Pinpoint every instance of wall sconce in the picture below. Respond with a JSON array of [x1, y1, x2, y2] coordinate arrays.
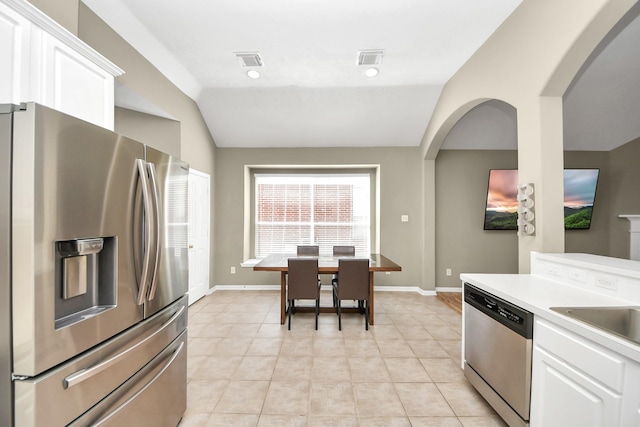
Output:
[[517, 183, 535, 236]]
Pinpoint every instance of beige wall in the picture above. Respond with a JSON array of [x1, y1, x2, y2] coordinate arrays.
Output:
[[214, 147, 424, 289], [435, 147, 630, 289], [608, 137, 640, 258], [26, 0, 640, 293], [422, 0, 637, 273], [74, 4, 217, 288], [76, 4, 216, 175], [563, 151, 612, 256], [28, 0, 79, 34], [435, 150, 519, 288], [114, 107, 181, 157]]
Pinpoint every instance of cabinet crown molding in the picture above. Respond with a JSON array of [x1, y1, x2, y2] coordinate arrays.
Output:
[[1, 0, 124, 76]]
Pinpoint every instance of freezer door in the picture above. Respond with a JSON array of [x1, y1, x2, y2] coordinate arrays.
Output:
[[68, 329, 187, 427], [14, 296, 187, 427], [143, 146, 189, 318], [11, 103, 145, 376]]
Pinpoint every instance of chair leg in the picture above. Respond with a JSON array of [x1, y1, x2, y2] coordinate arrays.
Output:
[[288, 299, 292, 330], [365, 300, 369, 331], [338, 300, 342, 331], [315, 297, 319, 330]]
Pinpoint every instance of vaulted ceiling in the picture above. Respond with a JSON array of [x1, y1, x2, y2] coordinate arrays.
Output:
[[82, 1, 640, 152], [82, 0, 521, 148]]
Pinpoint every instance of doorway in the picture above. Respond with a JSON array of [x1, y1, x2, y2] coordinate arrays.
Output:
[[188, 168, 210, 305]]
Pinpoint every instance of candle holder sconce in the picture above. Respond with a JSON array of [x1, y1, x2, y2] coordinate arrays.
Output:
[[517, 183, 535, 236]]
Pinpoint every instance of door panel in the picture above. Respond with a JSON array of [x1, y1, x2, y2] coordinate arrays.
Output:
[[68, 329, 187, 427], [531, 346, 621, 427], [12, 104, 144, 377], [188, 169, 210, 305], [144, 146, 189, 317], [14, 297, 186, 427]]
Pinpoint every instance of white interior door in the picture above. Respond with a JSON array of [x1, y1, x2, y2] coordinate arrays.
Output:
[[187, 169, 210, 305]]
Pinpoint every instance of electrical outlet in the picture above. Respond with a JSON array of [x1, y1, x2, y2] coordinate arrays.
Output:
[[230, 266, 236, 274], [567, 268, 586, 283], [446, 268, 452, 276], [595, 274, 617, 290], [547, 266, 561, 277]]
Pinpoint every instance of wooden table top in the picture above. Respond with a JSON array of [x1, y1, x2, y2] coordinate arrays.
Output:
[[253, 253, 402, 273]]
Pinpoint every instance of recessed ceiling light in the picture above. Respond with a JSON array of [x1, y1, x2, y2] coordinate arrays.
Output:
[[365, 67, 379, 78], [247, 70, 261, 79]]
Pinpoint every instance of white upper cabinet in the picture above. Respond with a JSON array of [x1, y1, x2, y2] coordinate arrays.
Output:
[[0, 0, 123, 129], [0, 2, 30, 105]]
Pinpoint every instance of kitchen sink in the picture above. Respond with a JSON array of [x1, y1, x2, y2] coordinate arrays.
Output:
[[550, 306, 640, 346]]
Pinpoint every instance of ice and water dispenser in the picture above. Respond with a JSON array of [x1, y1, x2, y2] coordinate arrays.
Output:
[[55, 237, 117, 329]]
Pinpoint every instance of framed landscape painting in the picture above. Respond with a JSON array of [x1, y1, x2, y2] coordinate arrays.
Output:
[[483, 169, 599, 231]]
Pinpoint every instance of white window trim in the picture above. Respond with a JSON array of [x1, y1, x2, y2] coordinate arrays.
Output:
[[243, 164, 381, 261]]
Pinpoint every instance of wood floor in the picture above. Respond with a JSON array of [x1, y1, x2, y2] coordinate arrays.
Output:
[[436, 292, 462, 314]]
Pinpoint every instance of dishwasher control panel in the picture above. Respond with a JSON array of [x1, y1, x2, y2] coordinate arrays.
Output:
[[464, 283, 533, 338]]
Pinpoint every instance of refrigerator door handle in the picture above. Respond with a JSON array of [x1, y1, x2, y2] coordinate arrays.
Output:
[[135, 159, 153, 305], [62, 304, 185, 389], [146, 162, 161, 301]]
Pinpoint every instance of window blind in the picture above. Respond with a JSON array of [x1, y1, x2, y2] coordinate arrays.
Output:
[[255, 174, 370, 257]]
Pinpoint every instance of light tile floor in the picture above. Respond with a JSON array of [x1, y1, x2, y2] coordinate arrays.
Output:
[[179, 290, 507, 427]]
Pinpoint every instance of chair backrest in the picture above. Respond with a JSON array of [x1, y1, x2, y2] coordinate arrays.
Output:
[[297, 245, 319, 256], [333, 245, 355, 256], [287, 258, 319, 300], [336, 259, 370, 300]]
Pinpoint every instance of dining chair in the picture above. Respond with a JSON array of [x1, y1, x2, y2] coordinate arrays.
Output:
[[331, 245, 355, 306], [287, 258, 320, 330], [332, 258, 370, 330], [332, 245, 355, 256], [297, 245, 319, 256]]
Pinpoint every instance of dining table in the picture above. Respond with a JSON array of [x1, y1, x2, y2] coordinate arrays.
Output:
[[253, 253, 402, 325]]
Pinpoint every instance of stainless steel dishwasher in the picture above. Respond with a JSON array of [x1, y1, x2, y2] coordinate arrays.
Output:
[[463, 283, 534, 427]]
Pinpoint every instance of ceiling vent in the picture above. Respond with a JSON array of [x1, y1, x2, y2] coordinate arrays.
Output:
[[235, 52, 263, 67], [357, 50, 384, 66]]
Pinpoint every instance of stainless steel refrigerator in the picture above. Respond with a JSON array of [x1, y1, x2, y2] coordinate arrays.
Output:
[[0, 103, 189, 426]]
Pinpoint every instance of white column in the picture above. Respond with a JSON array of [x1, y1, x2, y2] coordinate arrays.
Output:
[[619, 215, 640, 261], [517, 96, 565, 273]]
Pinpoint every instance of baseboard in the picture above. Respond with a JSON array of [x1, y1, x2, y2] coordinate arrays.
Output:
[[209, 284, 437, 296], [435, 286, 463, 293], [210, 284, 280, 292]]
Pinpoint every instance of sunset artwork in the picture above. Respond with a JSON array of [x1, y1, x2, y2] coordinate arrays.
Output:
[[483, 170, 519, 230], [483, 169, 599, 230]]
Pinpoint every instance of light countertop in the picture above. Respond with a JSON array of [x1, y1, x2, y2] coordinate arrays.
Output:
[[460, 272, 640, 363]]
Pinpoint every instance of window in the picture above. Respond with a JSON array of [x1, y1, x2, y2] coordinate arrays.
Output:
[[255, 174, 370, 257]]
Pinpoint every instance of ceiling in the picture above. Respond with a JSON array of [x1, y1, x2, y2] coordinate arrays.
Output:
[[81, 0, 522, 148], [82, 1, 640, 152]]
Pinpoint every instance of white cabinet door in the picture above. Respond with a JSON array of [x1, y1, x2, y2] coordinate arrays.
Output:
[[187, 169, 210, 305], [0, 2, 31, 104], [39, 32, 115, 129], [0, 0, 122, 129], [532, 346, 622, 427]]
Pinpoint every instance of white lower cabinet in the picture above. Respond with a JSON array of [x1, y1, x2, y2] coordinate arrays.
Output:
[[532, 346, 621, 426], [531, 318, 640, 427]]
